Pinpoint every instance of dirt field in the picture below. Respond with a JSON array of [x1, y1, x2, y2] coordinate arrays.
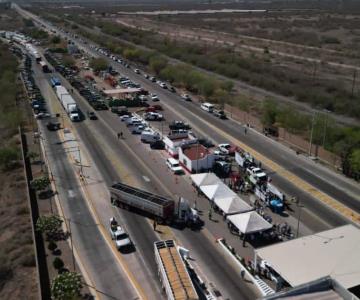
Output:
[[0, 158, 38, 300]]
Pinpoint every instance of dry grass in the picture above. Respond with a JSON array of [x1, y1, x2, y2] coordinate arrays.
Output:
[[0, 166, 38, 300]]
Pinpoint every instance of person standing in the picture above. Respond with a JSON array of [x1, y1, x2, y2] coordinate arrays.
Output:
[[153, 219, 157, 231]]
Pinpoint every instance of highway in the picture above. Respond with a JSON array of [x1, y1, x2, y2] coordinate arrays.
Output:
[[35, 83, 141, 299], [34, 51, 258, 299], [16, 5, 360, 299]]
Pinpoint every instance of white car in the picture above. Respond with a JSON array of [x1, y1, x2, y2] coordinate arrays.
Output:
[[110, 226, 132, 250], [151, 94, 159, 101], [139, 95, 147, 101], [120, 115, 131, 121], [160, 82, 167, 89], [166, 158, 184, 174], [218, 143, 235, 155], [144, 112, 163, 121], [181, 94, 191, 101], [131, 124, 147, 134], [134, 69, 140, 74]]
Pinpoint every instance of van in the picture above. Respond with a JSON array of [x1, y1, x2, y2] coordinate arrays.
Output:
[[166, 158, 184, 174], [201, 102, 214, 113], [141, 129, 160, 143]]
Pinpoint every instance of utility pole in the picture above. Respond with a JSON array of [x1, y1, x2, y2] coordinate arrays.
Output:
[[322, 110, 330, 148], [351, 69, 357, 97], [308, 112, 316, 156]]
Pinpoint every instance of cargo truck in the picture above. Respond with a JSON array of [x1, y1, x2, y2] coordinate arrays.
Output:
[[154, 240, 198, 300], [55, 86, 80, 121], [109, 183, 200, 226]]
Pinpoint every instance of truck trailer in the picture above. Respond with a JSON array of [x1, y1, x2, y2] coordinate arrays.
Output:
[[55, 86, 80, 121], [109, 182, 200, 226], [154, 240, 198, 300]]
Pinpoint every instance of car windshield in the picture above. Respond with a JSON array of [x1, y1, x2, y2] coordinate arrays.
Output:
[[116, 233, 128, 240], [173, 163, 180, 167]]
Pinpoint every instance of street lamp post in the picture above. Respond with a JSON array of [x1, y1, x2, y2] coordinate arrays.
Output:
[[308, 112, 316, 156]]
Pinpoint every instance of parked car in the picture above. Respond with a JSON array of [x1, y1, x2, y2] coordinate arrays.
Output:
[[218, 143, 236, 155], [87, 111, 98, 120], [120, 114, 132, 121], [166, 158, 184, 174], [46, 121, 61, 131], [213, 110, 227, 119], [150, 140, 165, 150], [160, 82, 167, 89], [134, 69, 140, 74], [131, 124, 147, 134], [151, 94, 159, 101], [169, 86, 176, 93], [181, 94, 191, 101], [150, 77, 156, 82], [144, 112, 163, 121], [169, 121, 191, 130]]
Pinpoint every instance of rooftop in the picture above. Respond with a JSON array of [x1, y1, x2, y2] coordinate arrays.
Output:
[[182, 144, 209, 160], [256, 224, 360, 290]]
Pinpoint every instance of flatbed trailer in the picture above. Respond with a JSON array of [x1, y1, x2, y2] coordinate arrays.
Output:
[[155, 240, 198, 300]]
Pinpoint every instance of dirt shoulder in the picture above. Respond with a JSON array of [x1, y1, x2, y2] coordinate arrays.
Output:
[[0, 154, 38, 300]]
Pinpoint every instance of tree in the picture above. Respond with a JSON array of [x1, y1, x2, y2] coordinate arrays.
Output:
[[149, 56, 168, 75], [261, 99, 278, 127], [31, 176, 50, 191], [51, 272, 82, 300], [349, 149, 360, 180], [89, 58, 108, 72], [51, 36, 61, 44], [0, 147, 19, 170], [36, 215, 63, 238], [53, 257, 64, 270]]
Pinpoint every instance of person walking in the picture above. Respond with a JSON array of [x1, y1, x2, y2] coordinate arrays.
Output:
[[208, 208, 212, 220], [153, 219, 157, 231], [120, 131, 123, 139]]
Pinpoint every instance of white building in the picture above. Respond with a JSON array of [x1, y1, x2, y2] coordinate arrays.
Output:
[[178, 143, 215, 173], [163, 131, 197, 157]]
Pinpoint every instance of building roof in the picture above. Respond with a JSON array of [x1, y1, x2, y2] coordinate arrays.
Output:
[[256, 225, 360, 290], [104, 88, 140, 95], [227, 211, 272, 234], [182, 144, 208, 160]]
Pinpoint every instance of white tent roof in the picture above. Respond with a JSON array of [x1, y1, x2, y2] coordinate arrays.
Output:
[[255, 224, 360, 289], [214, 196, 253, 215], [200, 182, 236, 201], [227, 211, 272, 234], [191, 173, 221, 188]]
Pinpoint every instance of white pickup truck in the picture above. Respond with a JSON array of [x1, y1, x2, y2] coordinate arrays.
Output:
[[247, 167, 267, 185], [109, 219, 132, 250]]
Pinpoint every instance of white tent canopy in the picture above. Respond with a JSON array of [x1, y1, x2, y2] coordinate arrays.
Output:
[[227, 211, 272, 234], [191, 173, 221, 188], [214, 196, 253, 215], [200, 182, 236, 201]]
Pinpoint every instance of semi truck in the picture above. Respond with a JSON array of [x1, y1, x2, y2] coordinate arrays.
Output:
[[39, 61, 50, 73], [109, 182, 200, 226], [55, 86, 80, 121], [154, 240, 198, 300]]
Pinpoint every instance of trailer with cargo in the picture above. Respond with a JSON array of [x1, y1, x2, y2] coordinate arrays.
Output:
[[39, 61, 50, 73], [55, 86, 80, 121], [109, 183, 200, 226], [154, 240, 198, 300]]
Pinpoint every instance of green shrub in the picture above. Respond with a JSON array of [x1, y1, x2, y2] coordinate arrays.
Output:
[[53, 257, 64, 270], [0, 147, 19, 171], [48, 241, 58, 252]]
